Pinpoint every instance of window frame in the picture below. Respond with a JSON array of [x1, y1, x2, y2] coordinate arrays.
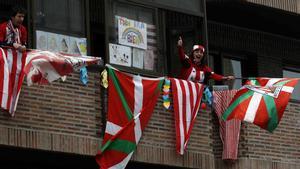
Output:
[[32, 0, 86, 38], [164, 12, 205, 79], [221, 56, 243, 89], [282, 67, 300, 102], [210, 50, 251, 88], [104, 0, 164, 77], [124, 0, 205, 17]]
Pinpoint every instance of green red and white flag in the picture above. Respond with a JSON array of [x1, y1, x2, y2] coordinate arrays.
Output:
[[222, 78, 299, 132], [170, 78, 204, 155], [95, 65, 164, 169]]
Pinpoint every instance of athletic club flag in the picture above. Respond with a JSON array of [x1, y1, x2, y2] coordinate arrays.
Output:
[[170, 78, 204, 155], [222, 78, 299, 132], [96, 65, 164, 169], [0, 48, 26, 116], [24, 50, 101, 86]]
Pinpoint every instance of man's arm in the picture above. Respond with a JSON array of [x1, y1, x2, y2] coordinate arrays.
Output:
[[177, 36, 191, 68], [0, 23, 12, 47]]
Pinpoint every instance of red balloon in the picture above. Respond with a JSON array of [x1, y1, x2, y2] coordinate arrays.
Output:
[[201, 102, 206, 110]]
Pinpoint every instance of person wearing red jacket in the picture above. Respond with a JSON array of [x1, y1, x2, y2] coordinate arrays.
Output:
[[177, 36, 234, 84], [0, 6, 27, 52]]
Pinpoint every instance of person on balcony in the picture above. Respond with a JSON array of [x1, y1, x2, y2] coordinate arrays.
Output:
[[0, 5, 27, 52], [177, 36, 234, 84]]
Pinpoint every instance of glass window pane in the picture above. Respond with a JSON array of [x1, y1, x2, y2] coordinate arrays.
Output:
[[109, 2, 162, 74], [137, 0, 202, 14], [223, 58, 242, 89], [34, 0, 85, 34], [114, 3, 154, 24], [69, 0, 84, 33], [283, 70, 300, 100]]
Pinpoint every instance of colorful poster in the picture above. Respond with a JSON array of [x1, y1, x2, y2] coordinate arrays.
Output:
[[132, 48, 144, 69], [36, 30, 48, 50], [77, 38, 87, 56], [117, 16, 147, 49], [69, 37, 87, 55], [57, 34, 70, 53], [109, 43, 131, 67], [47, 32, 59, 52], [36, 30, 87, 55]]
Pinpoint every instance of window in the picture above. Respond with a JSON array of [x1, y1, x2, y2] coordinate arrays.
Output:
[[0, 1, 27, 22], [212, 52, 257, 89], [222, 58, 242, 89], [33, 0, 87, 55], [34, 0, 85, 35], [107, 1, 163, 75], [283, 69, 300, 100], [165, 11, 204, 78], [128, 0, 203, 16]]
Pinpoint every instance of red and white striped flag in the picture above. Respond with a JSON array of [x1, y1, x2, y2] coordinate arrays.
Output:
[[213, 89, 240, 160], [24, 50, 101, 86], [0, 48, 26, 116], [170, 78, 204, 155]]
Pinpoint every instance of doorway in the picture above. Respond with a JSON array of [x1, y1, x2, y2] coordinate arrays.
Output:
[[165, 11, 205, 78]]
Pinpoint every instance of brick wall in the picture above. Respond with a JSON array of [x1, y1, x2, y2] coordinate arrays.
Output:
[[0, 72, 101, 155], [211, 102, 300, 169], [246, 0, 299, 14], [0, 69, 300, 168], [208, 21, 300, 169], [133, 104, 215, 168], [244, 102, 300, 163], [214, 102, 300, 169], [0, 71, 216, 168], [207, 22, 300, 60]]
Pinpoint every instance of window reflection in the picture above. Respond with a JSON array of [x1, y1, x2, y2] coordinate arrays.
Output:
[[223, 58, 242, 89], [34, 0, 85, 34], [283, 69, 300, 100]]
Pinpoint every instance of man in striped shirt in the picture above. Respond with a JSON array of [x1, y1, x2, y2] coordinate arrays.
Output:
[[177, 36, 234, 84], [0, 5, 27, 52]]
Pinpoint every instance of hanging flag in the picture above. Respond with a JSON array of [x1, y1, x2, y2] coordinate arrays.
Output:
[[222, 78, 299, 132], [0, 48, 26, 116], [96, 65, 164, 169], [213, 89, 240, 160], [24, 50, 101, 86], [170, 78, 204, 155]]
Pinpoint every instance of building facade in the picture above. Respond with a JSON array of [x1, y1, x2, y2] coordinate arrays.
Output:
[[0, 0, 299, 168]]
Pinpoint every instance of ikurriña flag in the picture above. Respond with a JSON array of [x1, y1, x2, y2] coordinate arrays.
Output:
[[222, 78, 299, 132], [96, 65, 164, 169]]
